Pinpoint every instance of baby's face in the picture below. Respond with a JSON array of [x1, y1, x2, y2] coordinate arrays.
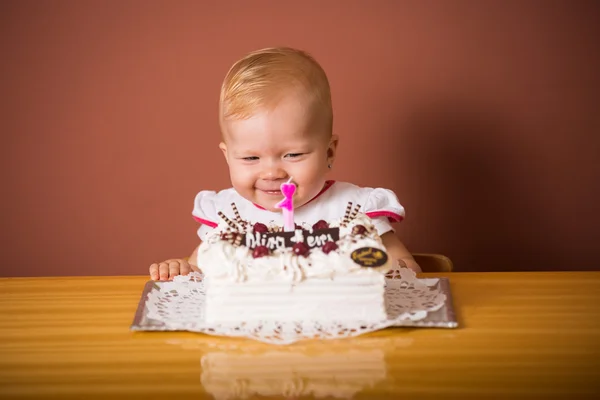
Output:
[[220, 94, 336, 212]]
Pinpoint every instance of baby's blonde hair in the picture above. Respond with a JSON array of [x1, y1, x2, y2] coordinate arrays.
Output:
[[219, 47, 333, 135]]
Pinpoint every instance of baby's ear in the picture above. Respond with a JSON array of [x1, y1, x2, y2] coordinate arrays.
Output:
[[219, 142, 229, 164], [327, 134, 339, 160]]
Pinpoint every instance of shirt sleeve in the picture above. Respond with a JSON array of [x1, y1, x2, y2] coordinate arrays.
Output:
[[364, 188, 406, 235], [192, 191, 218, 240]]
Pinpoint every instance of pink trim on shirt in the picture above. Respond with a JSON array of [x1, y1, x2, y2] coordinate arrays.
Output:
[[366, 211, 404, 223], [192, 216, 218, 228], [252, 180, 336, 210]]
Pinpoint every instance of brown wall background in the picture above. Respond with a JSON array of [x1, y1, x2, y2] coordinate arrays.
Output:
[[2, 1, 599, 277]]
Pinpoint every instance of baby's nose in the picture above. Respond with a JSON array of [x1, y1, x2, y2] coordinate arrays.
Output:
[[260, 160, 287, 180]]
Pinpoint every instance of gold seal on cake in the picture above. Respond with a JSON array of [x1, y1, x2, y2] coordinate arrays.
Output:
[[350, 247, 388, 267]]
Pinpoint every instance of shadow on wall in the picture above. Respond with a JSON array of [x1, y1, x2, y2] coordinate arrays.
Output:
[[401, 101, 564, 272]]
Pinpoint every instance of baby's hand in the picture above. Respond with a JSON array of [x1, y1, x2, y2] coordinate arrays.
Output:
[[149, 259, 193, 281]]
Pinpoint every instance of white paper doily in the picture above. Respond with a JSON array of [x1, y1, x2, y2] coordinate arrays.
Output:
[[142, 269, 447, 344]]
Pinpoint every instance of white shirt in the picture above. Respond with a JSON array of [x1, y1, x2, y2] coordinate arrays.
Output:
[[192, 181, 405, 241]]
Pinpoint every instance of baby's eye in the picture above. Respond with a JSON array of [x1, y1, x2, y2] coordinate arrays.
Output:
[[284, 153, 303, 159], [242, 156, 259, 161]]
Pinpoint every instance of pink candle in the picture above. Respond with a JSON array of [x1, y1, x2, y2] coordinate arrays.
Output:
[[275, 178, 296, 232]]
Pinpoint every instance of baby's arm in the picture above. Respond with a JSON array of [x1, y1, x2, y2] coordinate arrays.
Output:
[[380, 232, 422, 273], [149, 242, 201, 281]]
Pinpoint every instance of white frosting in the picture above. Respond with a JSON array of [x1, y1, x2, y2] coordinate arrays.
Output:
[[197, 212, 393, 283], [204, 277, 386, 323]]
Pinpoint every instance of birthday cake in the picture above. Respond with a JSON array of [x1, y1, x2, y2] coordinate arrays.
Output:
[[197, 202, 394, 324]]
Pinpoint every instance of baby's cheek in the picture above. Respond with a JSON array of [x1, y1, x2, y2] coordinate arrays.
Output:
[[301, 160, 326, 182], [230, 165, 253, 184], [297, 166, 327, 200]]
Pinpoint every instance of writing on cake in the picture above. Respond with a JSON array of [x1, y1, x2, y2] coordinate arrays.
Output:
[[243, 228, 340, 250]]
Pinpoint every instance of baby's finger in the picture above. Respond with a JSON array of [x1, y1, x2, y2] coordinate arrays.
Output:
[[168, 261, 180, 280], [191, 264, 202, 273], [180, 261, 191, 276], [149, 263, 159, 280], [159, 263, 170, 281]]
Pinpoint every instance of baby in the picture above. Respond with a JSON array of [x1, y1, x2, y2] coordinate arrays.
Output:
[[149, 47, 421, 280]]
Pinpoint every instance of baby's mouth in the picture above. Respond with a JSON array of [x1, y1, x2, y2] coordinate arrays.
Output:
[[257, 181, 296, 196], [257, 188, 283, 195]]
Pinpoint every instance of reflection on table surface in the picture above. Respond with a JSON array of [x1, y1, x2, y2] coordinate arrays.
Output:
[[1, 272, 600, 398], [168, 336, 413, 400]]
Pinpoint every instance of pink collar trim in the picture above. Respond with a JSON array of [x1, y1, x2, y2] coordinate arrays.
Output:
[[252, 180, 336, 210]]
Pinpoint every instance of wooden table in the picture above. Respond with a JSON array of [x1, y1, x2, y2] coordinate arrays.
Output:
[[1, 272, 599, 399]]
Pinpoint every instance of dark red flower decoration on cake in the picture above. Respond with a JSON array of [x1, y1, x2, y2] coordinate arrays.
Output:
[[253, 222, 269, 233], [322, 241, 338, 254], [252, 245, 270, 258], [312, 220, 329, 231], [352, 225, 367, 235], [292, 242, 310, 257]]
